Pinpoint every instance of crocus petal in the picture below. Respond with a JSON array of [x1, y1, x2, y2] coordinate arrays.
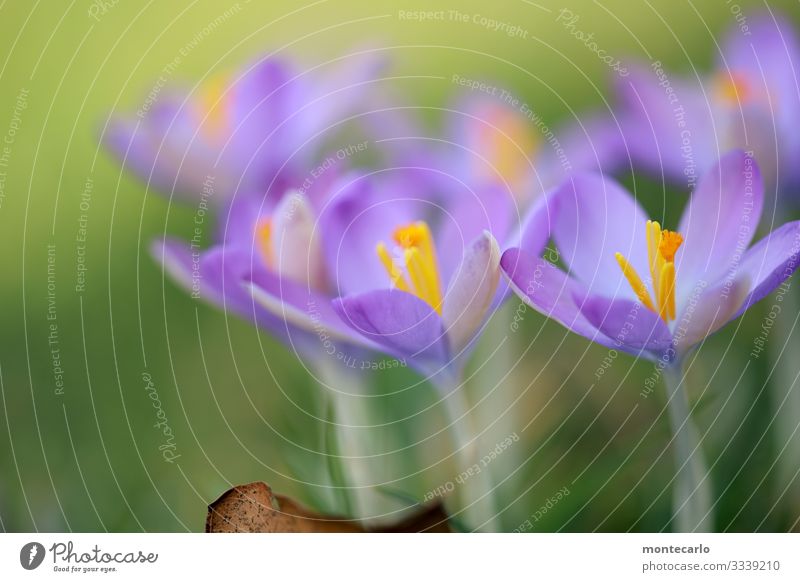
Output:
[[615, 63, 717, 178], [500, 248, 618, 351], [732, 220, 800, 316], [152, 238, 255, 314], [677, 150, 763, 290], [271, 191, 326, 289], [552, 172, 650, 298], [720, 106, 779, 189], [319, 174, 419, 296], [496, 189, 558, 307], [105, 98, 219, 201], [442, 232, 501, 354], [292, 49, 388, 148], [673, 276, 750, 353], [537, 113, 629, 186], [508, 187, 559, 257], [218, 190, 267, 246], [447, 93, 536, 196], [223, 58, 307, 192], [245, 269, 374, 351], [151, 238, 289, 340], [229, 57, 295, 135], [151, 238, 196, 293], [436, 182, 513, 283], [578, 294, 674, 356], [721, 12, 800, 170], [332, 289, 449, 370]]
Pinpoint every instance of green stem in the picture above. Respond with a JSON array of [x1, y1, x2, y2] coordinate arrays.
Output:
[[317, 360, 387, 524], [439, 374, 502, 532], [767, 283, 800, 518], [663, 362, 713, 532]]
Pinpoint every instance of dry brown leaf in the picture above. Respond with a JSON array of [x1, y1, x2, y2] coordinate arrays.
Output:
[[205, 481, 361, 532], [378, 502, 451, 533], [205, 481, 450, 533]]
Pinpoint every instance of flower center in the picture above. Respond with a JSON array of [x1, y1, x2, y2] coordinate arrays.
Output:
[[615, 220, 684, 322], [196, 74, 231, 141], [715, 71, 752, 106], [477, 105, 538, 191], [376, 221, 444, 314], [257, 218, 274, 267]]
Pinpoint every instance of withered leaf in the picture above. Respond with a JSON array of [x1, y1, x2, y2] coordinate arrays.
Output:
[[205, 481, 450, 533], [378, 501, 451, 533]]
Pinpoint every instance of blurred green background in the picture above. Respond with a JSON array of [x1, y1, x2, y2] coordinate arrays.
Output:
[[1, 0, 799, 532]]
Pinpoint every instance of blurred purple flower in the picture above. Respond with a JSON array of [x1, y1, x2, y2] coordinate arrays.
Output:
[[105, 51, 384, 203], [151, 176, 361, 358], [614, 12, 800, 192], [501, 150, 800, 361], [438, 91, 626, 207]]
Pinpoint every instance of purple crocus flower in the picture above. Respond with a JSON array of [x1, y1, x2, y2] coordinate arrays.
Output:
[[153, 161, 547, 530], [501, 150, 800, 361], [105, 51, 384, 203], [152, 171, 379, 361], [502, 149, 800, 532], [614, 12, 800, 192], [225, 167, 551, 378], [440, 91, 626, 209], [316, 170, 554, 532]]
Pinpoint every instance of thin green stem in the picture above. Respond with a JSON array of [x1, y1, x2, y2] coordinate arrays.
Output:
[[317, 360, 387, 524], [438, 374, 502, 532], [767, 281, 800, 517], [663, 362, 713, 532]]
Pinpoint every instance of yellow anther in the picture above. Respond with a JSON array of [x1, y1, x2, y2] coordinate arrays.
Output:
[[615, 252, 655, 311], [646, 220, 663, 293], [404, 247, 430, 299], [378, 221, 443, 313], [376, 242, 410, 293], [258, 218, 274, 267], [659, 262, 677, 321], [617, 220, 684, 322]]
